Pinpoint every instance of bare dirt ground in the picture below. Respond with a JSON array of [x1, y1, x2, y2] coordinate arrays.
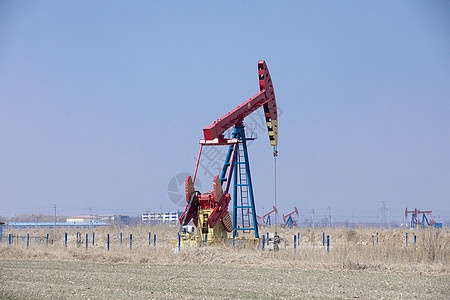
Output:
[[1, 227, 449, 299], [0, 258, 449, 299]]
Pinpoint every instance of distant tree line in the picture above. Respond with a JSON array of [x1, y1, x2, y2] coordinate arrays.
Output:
[[0, 214, 68, 223]]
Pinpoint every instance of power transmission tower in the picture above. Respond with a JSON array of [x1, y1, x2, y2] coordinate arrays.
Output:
[[305, 209, 315, 228], [380, 201, 389, 228]]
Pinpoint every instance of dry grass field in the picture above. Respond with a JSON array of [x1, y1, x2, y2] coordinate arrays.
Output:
[[1, 226, 449, 299]]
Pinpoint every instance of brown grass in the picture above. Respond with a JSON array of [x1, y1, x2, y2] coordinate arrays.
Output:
[[1, 225, 449, 273]]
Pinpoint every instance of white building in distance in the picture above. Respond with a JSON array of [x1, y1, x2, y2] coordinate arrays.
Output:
[[66, 215, 101, 223], [142, 211, 180, 224], [67, 215, 130, 225]]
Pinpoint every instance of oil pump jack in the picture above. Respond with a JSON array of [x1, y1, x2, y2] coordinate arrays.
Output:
[[179, 60, 278, 245], [262, 206, 278, 227], [246, 209, 263, 224], [246, 205, 278, 227], [282, 207, 299, 229], [405, 207, 436, 228]]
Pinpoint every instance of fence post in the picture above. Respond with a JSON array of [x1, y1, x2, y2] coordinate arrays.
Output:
[[92, 232, 95, 246], [149, 232, 151, 246], [294, 235, 297, 253], [65, 232, 67, 247], [9, 234, 11, 245], [376, 232, 378, 245], [130, 234, 132, 250], [406, 232, 408, 247], [372, 234, 374, 246], [153, 234, 156, 247], [178, 232, 181, 252], [120, 232, 123, 245], [297, 232, 300, 246], [46, 234, 49, 247], [204, 234, 207, 247], [86, 234, 88, 250], [107, 234, 110, 251], [414, 234, 416, 245], [27, 234, 29, 249], [233, 234, 235, 249], [323, 232, 325, 246], [326, 235, 330, 254], [262, 235, 265, 251]]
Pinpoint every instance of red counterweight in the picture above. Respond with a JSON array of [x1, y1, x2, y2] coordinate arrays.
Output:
[[179, 175, 233, 232]]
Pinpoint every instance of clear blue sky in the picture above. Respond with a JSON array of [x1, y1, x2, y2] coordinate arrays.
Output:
[[1, 1, 449, 223]]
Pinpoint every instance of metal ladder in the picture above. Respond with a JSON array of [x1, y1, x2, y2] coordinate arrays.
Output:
[[237, 146, 251, 232], [220, 124, 259, 239]]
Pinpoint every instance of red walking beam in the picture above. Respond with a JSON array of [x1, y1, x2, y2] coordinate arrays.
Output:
[[202, 61, 278, 146]]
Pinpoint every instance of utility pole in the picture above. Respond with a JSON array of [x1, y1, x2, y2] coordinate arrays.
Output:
[[328, 206, 332, 227], [89, 206, 92, 229], [54, 204, 57, 226]]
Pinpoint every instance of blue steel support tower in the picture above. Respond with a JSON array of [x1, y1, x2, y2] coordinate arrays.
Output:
[[220, 124, 259, 239]]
